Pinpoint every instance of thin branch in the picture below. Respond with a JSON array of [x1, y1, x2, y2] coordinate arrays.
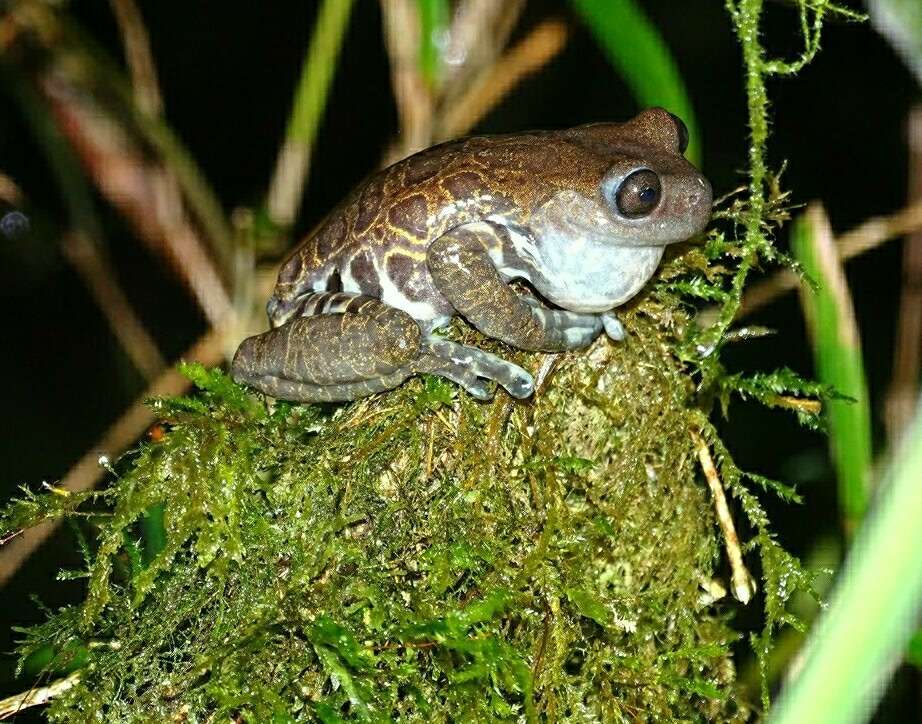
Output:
[[108, 0, 162, 116], [40, 73, 233, 325], [0, 672, 80, 720], [692, 430, 756, 604], [8, 3, 236, 283], [885, 106, 922, 442], [380, 0, 434, 164], [437, 19, 569, 140], [710, 198, 922, 322], [437, 0, 526, 108], [62, 231, 165, 380], [0, 322, 233, 589]]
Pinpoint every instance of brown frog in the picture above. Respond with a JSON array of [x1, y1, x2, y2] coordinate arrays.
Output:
[[232, 107, 712, 402]]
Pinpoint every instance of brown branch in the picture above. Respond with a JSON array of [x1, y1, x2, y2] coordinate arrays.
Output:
[[0, 323, 233, 590], [437, 18, 570, 140], [379, 0, 434, 164], [885, 105, 922, 442], [40, 73, 232, 326], [769, 394, 823, 416], [738, 198, 922, 319], [62, 231, 166, 380], [437, 0, 526, 107], [108, 0, 163, 116], [0, 672, 80, 720]]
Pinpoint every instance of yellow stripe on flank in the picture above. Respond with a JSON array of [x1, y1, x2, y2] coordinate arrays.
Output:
[[383, 245, 428, 262]]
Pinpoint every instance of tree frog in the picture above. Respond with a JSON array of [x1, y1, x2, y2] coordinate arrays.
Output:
[[232, 108, 712, 402]]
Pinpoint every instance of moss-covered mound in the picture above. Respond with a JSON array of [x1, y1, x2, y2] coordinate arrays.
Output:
[[4, 295, 819, 721]]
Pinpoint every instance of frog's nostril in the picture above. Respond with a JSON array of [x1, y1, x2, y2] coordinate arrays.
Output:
[[688, 179, 713, 211]]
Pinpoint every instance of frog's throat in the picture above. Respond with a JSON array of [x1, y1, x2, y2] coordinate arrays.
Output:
[[489, 219, 665, 313]]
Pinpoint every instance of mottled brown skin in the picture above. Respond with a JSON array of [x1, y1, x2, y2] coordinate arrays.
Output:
[[233, 107, 713, 402]]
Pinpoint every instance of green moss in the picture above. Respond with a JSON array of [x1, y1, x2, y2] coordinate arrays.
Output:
[[6, 298, 780, 721]]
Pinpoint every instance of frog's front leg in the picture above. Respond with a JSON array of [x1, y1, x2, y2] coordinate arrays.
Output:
[[427, 225, 605, 352]]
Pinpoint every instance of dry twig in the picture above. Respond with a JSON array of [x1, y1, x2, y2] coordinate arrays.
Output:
[[380, 0, 434, 163], [438, 19, 569, 139], [737, 199, 922, 319], [0, 672, 80, 720], [62, 231, 166, 380], [885, 106, 922, 441], [692, 430, 756, 604], [108, 0, 162, 115]]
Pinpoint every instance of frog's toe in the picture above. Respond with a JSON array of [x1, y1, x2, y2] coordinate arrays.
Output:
[[602, 313, 626, 342], [499, 367, 535, 399], [464, 379, 494, 400]]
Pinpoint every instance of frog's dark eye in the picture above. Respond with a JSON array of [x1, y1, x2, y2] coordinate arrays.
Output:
[[615, 169, 662, 218], [667, 112, 689, 154]]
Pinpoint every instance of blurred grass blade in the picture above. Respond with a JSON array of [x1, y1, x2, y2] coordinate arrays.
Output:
[[0, 62, 101, 240], [869, 0, 922, 85], [772, 398, 922, 723], [570, 0, 700, 165], [266, 0, 355, 230], [417, 0, 450, 89], [792, 204, 872, 533]]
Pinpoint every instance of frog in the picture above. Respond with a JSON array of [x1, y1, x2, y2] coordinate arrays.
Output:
[[231, 107, 712, 402]]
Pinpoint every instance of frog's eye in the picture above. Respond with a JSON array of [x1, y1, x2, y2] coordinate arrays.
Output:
[[667, 112, 690, 154], [615, 169, 662, 218]]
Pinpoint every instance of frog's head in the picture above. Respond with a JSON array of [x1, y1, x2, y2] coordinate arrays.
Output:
[[552, 107, 712, 246], [512, 108, 712, 312]]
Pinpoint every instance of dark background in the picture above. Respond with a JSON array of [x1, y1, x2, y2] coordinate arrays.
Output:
[[1, 0, 917, 718]]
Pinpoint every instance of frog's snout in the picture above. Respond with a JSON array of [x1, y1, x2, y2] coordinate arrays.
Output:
[[687, 175, 713, 235], [691, 176, 713, 209]]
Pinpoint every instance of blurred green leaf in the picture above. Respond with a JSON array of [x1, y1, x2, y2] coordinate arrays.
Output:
[[791, 205, 872, 532], [417, 0, 450, 88], [570, 0, 700, 165], [907, 628, 922, 668], [869, 0, 922, 86], [266, 0, 356, 229], [773, 402, 922, 723]]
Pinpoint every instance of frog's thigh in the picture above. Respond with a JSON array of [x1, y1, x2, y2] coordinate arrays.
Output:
[[231, 296, 421, 401], [244, 369, 414, 403], [427, 227, 602, 351]]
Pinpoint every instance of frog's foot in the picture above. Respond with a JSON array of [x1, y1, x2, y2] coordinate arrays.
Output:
[[413, 355, 493, 400], [231, 294, 423, 402], [428, 226, 604, 352], [421, 338, 534, 399], [601, 312, 626, 341]]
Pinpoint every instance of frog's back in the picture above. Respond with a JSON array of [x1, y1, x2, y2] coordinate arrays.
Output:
[[273, 130, 606, 320]]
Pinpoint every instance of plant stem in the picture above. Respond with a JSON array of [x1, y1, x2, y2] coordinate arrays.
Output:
[[266, 0, 355, 229]]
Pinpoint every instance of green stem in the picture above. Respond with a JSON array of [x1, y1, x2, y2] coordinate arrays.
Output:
[[265, 0, 355, 230]]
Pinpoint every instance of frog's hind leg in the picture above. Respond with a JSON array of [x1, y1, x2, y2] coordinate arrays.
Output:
[[231, 294, 423, 402]]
